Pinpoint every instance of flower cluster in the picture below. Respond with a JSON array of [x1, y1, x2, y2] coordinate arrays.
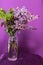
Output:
[[0, 7, 38, 36]]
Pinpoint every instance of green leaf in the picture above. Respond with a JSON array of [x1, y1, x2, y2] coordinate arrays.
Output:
[[0, 8, 5, 18], [9, 8, 14, 14], [7, 25, 11, 32]]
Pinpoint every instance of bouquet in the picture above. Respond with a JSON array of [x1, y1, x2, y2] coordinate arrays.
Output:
[[0, 6, 38, 36]]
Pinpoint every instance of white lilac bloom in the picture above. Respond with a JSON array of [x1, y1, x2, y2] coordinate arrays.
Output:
[[14, 7, 38, 23], [13, 7, 39, 31], [20, 6, 28, 15], [32, 15, 39, 20], [14, 6, 38, 23], [11, 25, 15, 29], [29, 14, 39, 21], [12, 7, 38, 30], [14, 7, 20, 17], [15, 20, 19, 28]]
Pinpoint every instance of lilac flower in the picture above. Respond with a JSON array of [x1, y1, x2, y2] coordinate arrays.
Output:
[[0, 7, 39, 36]]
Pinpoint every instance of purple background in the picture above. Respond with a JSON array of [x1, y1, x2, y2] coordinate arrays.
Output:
[[0, 0, 43, 57]]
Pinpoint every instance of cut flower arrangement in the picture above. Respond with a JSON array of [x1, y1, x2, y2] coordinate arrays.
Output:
[[0, 7, 38, 61]]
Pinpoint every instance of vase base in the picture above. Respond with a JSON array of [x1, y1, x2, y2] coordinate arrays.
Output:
[[8, 57, 17, 61]]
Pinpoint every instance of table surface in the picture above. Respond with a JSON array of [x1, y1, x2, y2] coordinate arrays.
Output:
[[0, 53, 43, 65], [0, 53, 22, 65], [0, 47, 43, 65]]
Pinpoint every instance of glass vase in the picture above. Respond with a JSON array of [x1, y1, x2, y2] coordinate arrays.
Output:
[[8, 36, 18, 61]]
